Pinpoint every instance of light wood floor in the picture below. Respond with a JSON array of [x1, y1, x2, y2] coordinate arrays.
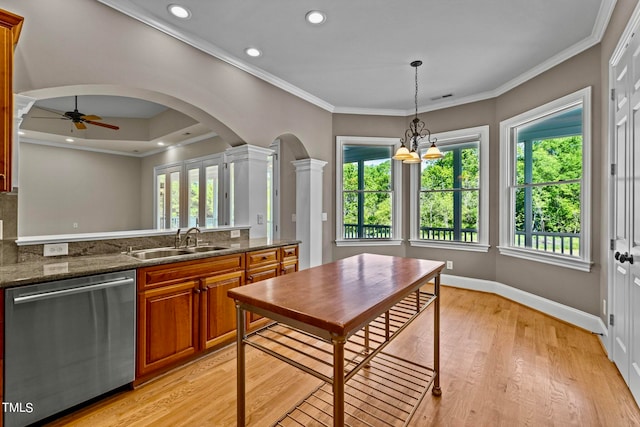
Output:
[[47, 286, 640, 426]]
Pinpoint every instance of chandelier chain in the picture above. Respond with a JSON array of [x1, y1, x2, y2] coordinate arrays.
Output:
[[414, 65, 419, 118]]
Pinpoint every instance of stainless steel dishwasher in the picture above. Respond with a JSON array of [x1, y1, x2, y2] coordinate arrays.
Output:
[[4, 270, 136, 427]]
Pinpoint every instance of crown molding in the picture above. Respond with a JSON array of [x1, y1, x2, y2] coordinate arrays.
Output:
[[98, 0, 616, 117], [96, 0, 335, 113]]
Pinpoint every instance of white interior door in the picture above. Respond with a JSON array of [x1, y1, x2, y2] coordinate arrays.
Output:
[[612, 42, 631, 382], [611, 29, 640, 404]]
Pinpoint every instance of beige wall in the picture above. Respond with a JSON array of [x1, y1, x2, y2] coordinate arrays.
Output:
[[18, 143, 142, 236]]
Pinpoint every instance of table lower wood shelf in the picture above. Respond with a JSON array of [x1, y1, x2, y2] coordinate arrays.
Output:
[[253, 289, 439, 426]]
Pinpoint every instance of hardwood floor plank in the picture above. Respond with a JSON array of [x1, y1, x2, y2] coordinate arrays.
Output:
[[46, 286, 640, 427]]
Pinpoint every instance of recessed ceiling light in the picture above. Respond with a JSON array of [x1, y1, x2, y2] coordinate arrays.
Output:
[[168, 4, 191, 19], [157, 142, 165, 146], [305, 10, 326, 25], [65, 138, 74, 143], [18, 131, 25, 136], [245, 47, 262, 57]]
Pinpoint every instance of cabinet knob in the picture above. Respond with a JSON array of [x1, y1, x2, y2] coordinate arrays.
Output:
[[247, 275, 254, 282], [194, 288, 201, 294]]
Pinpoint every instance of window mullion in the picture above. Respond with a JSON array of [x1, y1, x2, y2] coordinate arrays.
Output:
[[524, 139, 533, 247], [357, 159, 365, 239], [453, 148, 462, 241]]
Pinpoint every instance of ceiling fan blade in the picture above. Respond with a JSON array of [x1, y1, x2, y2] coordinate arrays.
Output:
[[31, 117, 71, 120], [84, 120, 119, 130], [74, 121, 87, 130], [33, 106, 66, 117], [81, 115, 102, 120]]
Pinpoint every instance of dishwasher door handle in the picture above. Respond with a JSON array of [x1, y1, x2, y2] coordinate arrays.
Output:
[[13, 277, 135, 304]]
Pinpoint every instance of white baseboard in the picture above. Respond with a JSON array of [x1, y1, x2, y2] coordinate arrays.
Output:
[[441, 274, 609, 339]]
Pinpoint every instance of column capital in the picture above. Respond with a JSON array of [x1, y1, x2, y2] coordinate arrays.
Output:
[[292, 158, 327, 172]]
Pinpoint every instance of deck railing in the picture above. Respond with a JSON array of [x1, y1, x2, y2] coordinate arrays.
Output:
[[343, 224, 580, 256]]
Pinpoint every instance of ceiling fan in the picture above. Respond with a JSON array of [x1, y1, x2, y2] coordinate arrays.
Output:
[[33, 96, 120, 130]]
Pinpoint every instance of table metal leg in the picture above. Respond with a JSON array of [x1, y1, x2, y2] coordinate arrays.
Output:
[[332, 335, 346, 426], [432, 274, 442, 396], [236, 303, 247, 426]]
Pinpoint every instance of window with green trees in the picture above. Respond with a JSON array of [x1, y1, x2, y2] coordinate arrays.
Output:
[[336, 137, 402, 244], [419, 142, 479, 242], [499, 87, 591, 272]]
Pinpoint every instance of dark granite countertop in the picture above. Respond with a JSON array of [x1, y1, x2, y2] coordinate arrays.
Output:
[[0, 238, 299, 288]]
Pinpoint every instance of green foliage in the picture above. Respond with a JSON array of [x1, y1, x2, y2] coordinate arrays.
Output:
[[343, 160, 392, 228], [515, 136, 582, 233], [420, 147, 479, 234]]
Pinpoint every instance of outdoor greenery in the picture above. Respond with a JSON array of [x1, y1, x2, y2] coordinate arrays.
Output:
[[420, 146, 479, 237], [342, 159, 392, 229], [341, 135, 581, 247], [515, 136, 582, 234]]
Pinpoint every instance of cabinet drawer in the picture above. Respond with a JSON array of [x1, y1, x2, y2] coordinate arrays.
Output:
[[246, 264, 279, 284], [246, 249, 279, 268], [281, 245, 298, 261], [138, 254, 244, 290]]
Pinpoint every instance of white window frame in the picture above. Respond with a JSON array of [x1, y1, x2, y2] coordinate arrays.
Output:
[[409, 125, 490, 252], [335, 136, 403, 247], [154, 153, 225, 229], [498, 87, 592, 272]]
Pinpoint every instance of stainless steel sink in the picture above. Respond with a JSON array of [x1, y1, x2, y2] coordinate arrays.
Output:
[[128, 247, 192, 260], [186, 246, 228, 253], [128, 245, 228, 260]]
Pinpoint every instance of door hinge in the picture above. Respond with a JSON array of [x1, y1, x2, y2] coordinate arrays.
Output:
[[611, 239, 615, 250], [611, 88, 616, 101], [611, 163, 617, 176], [610, 314, 615, 326], [225, 192, 228, 199]]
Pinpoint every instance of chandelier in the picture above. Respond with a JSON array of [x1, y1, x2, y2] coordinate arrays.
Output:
[[393, 60, 443, 163]]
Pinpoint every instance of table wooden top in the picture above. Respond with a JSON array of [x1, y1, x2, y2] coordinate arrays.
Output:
[[228, 253, 444, 337]]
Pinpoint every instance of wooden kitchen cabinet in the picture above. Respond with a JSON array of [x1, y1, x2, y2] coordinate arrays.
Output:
[[0, 9, 23, 193], [136, 254, 244, 382], [137, 280, 200, 378], [201, 270, 244, 350], [245, 248, 280, 328], [135, 246, 296, 382], [280, 244, 299, 275]]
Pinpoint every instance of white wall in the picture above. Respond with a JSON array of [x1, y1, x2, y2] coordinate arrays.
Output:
[[18, 142, 142, 236]]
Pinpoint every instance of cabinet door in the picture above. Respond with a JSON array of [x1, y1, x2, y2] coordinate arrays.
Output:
[[201, 270, 244, 350], [246, 264, 280, 328], [137, 280, 199, 378], [0, 10, 23, 193]]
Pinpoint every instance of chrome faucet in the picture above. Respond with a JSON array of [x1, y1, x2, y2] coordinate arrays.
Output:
[[176, 227, 201, 248]]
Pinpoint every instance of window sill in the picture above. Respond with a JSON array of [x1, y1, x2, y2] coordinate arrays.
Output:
[[497, 246, 592, 272], [409, 240, 490, 252], [335, 239, 403, 247]]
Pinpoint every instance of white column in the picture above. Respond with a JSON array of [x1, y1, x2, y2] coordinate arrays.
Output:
[[292, 158, 327, 270], [13, 95, 36, 190], [225, 144, 274, 238]]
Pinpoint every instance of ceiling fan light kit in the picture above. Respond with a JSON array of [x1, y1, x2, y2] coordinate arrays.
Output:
[[34, 96, 120, 131]]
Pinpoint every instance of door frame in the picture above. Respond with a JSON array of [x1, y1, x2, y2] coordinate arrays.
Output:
[[607, 1, 640, 360]]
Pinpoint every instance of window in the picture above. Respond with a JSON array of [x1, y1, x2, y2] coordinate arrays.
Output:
[[155, 164, 181, 229], [409, 126, 489, 251], [335, 136, 402, 246], [499, 87, 592, 271], [154, 155, 224, 229]]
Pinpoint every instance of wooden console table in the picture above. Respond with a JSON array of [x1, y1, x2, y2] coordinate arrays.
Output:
[[228, 253, 444, 426]]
